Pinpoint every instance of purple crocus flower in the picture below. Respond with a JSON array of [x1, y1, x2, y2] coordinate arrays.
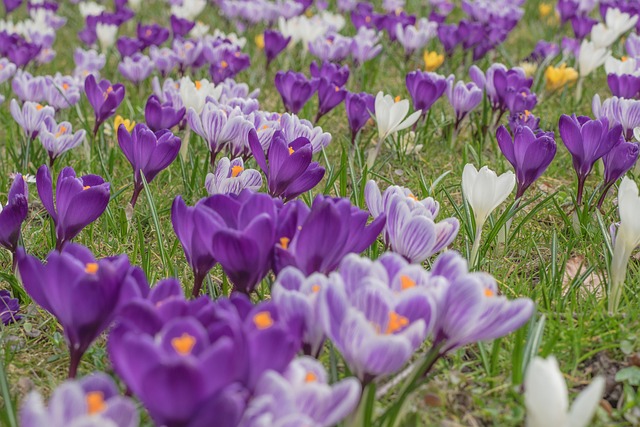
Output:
[[607, 74, 640, 99], [11, 71, 46, 103], [208, 49, 251, 85], [558, 114, 622, 205], [9, 99, 54, 141], [0, 58, 17, 84], [396, 18, 438, 57], [308, 34, 352, 63], [249, 130, 325, 201], [446, 79, 483, 129], [365, 180, 458, 263], [626, 33, 640, 57], [187, 103, 254, 166], [0, 290, 20, 325], [172, 196, 223, 297], [73, 48, 106, 79], [429, 251, 534, 353], [437, 23, 461, 54], [318, 253, 435, 382], [3, 0, 21, 14], [508, 111, 541, 133], [137, 22, 170, 48], [118, 53, 154, 84], [314, 78, 347, 123], [571, 15, 597, 40], [0, 173, 28, 265], [277, 113, 332, 153], [598, 139, 639, 209], [173, 38, 203, 72], [345, 91, 375, 143], [36, 165, 110, 250], [264, 30, 290, 68], [309, 61, 350, 87], [496, 125, 557, 199], [274, 71, 319, 114], [170, 14, 195, 39], [20, 373, 139, 426], [117, 123, 181, 207], [273, 195, 385, 275], [405, 70, 448, 116], [197, 191, 278, 294], [149, 46, 178, 76], [116, 36, 143, 58], [205, 157, 263, 195], [593, 95, 640, 140], [84, 74, 125, 136], [351, 27, 383, 65], [44, 74, 81, 110], [38, 116, 86, 166], [144, 94, 185, 132], [243, 356, 361, 426], [17, 244, 135, 377]]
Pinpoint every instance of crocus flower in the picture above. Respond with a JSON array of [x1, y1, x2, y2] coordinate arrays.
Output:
[[263, 30, 290, 68], [423, 50, 445, 71], [446, 79, 483, 129], [4, 0, 21, 14], [462, 164, 515, 267], [170, 14, 195, 38], [117, 123, 181, 207], [369, 91, 421, 167], [496, 125, 557, 199], [609, 177, 640, 312], [598, 140, 639, 209], [197, 191, 279, 294], [314, 78, 346, 123], [558, 114, 622, 205], [0, 290, 20, 325], [309, 61, 350, 87], [577, 40, 609, 98], [9, 99, 54, 141], [249, 129, 325, 201], [405, 70, 448, 116], [545, 64, 579, 92], [365, 180, 458, 264], [38, 117, 86, 166], [274, 71, 319, 114], [179, 76, 221, 114], [318, 253, 435, 382], [593, 95, 640, 140], [205, 157, 262, 195], [350, 27, 382, 65], [149, 46, 178, 76], [116, 36, 143, 58], [273, 195, 385, 275], [144, 95, 185, 132], [84, 74, 125, 137], [20, 373, 139, 427], [525, 356, 605, 427], [36, 165, 110, 250], [187, 103, 254, 165], [242, 357, 361, 426], [396, 18, 437, 57], [44, 74, 81, 110], [430, 251, 534, 353], [118, 53, 154, 84], [345, 91, 375, 144], [137, 22, 170, 48], [0, 58, 17, 84], [171, 196, 223, 297], [17, 244, 135, 377], [96, 23, 118, 51]]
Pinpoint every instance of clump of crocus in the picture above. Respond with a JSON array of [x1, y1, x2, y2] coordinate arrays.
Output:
[[274, 70, 319, 114], [273, 195, 385, 275], [558, 114, 622, 206], [462, 164, 515, 267], [36, 165, 110, 250], [249, 129, 325, 201], [84, 74, 125, 137], [525, 356, 605, 427], [544, 63, 579, 92], [609, 177, 640, 313], [496, 125, 557, 199], [0, 290, 21, 325], [20, 373, 140, 426], [205, 157, 262, 195], [0, 174, 28, 269], [368, 91, 421, 167], [17, 244, 138, 377], [345, 91, 375, 144], [365, 180, 458, 263], [117, 123, 181, 208], [38, 116, 86, 166], [9, 99, 55, 142]]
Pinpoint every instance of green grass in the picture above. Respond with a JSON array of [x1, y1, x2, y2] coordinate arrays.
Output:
[[1, 0, 639, 425]]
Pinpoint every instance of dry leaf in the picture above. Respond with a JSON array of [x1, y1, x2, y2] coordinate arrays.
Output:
[[562, 255, 604, 298]]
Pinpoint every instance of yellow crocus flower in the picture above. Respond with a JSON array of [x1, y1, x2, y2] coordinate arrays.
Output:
[[544, 64, 579, 91], [423, 51, 444, 72], [114, 115, 135, 132]]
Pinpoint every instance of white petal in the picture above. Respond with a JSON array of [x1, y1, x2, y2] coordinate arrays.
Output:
[[524, 356, 569, 427], [568, 376, 605, 427]]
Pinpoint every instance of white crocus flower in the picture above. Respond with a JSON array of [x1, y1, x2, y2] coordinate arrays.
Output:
[[189, 21, 210, 39], [179, 77, 221, 114], [590, 23, 619, 48], [609, 177, 640, 312], [78, 1, 105, 17], [95, 23, 118, 51], [578, 40, 610, 76], [605, 7, 638, 39], [366, 92, 421, 167], [604, 56, 640, 76], [128, 0, 142, 10], [171, 0, 206, 20], [462, 164, 515, 267], [525, 356, 605, 427]]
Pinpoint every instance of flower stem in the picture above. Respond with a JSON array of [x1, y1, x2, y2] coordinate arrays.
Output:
[[366, 137, 385, 168], [130, 181, 143, 208], [68, 348, 83, 379], [469, 221, 484, 270], [191, 270, 206, 298], [609, 237, 632, 314]]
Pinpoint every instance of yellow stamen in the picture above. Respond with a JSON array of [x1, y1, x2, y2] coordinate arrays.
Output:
[[253, 311, 274, 329], [394, 95, 401, 103], [407, 193, 418, 201], [311, 284, 320, 293], [195, 80, 202, 90], [621, 56, 629, 62], [255, 34, 265, 49], [484, 288, 495, 297], [86, 391, 106, 415], [279, 237, 290, 249], [62, 83, 69, 90], [35, 104, 44, 111], [288, 146, 294, 155], [85, 263, 99, 274], [55, 126, 68, 137], [365, 16, 371, 23], [385, 311, 409, 334], [83, 185, 91, 190], [334, 86, 340, 92], [231, 165, 244, 177], [145, 29, 152, 37], [171, 332, 196, 355], [400, 275, 416, 290], [221, 60, 228, 68], [423, 51, 444, 72], [305, 372, 317, 383]]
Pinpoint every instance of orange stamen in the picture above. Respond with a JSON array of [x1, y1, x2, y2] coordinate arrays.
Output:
[[253, 311, 274, 329], [171, 332, 196, 355]]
